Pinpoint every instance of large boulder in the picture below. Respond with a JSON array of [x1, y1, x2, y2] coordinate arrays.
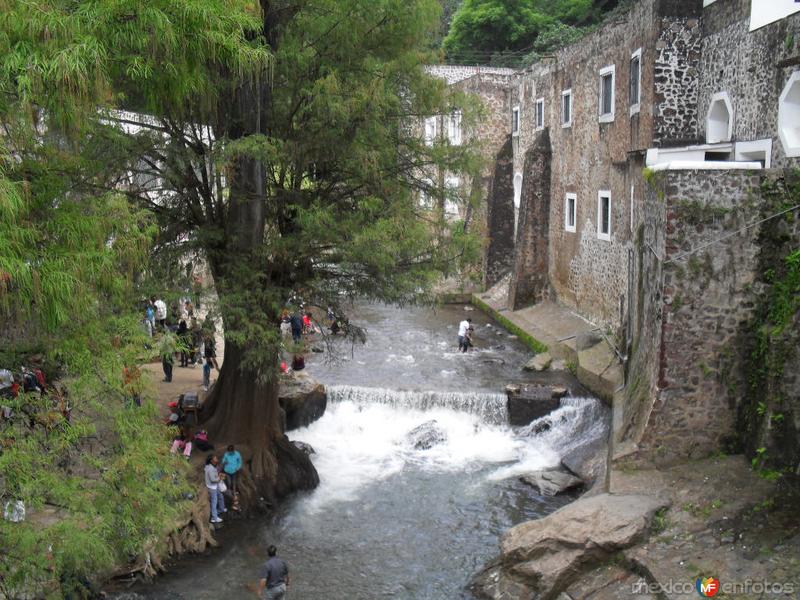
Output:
[[406, 420, 447, 450], [519, 469, 583, 496], [278, 372, 327, 431], [505, 384, 564, 426], [471, 493, 669, 600]]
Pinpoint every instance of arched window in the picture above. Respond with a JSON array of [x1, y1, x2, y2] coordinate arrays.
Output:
[[706, 92, 733, 143], [513, 173, 523, 209]]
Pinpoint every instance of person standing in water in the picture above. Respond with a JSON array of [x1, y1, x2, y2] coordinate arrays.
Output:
[[457, 317, 472, 352], [257, 545, 290, 599]]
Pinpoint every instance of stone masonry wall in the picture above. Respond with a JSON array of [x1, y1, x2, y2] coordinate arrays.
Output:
[[652, 14, 702, 145], [624, 169, 770, 466], [508, 130, 551, 310], [484, 137, 516, 288], [698, 0, 800, 167], [614, 167, 667, 459]]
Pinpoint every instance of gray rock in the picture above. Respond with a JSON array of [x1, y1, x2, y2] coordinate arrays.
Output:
[[575, 331, 603, 351], [291, 441, 316, 455], [520, 469, 584, 496], [560, 435, 607, 487], [523, 352, 552, 372], [406, 420, 447, 450], [506, 384, 562, 426], [472, 493, 669, 600], [279, 372, 327, 431]]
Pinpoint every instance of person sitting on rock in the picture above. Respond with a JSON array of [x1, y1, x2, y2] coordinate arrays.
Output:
[[171, 431, 192, 458]]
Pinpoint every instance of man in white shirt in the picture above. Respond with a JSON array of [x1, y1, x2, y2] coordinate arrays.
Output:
[[458, 318, 472, 352]]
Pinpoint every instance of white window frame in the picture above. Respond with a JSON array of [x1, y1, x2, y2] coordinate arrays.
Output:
[[706, 91, 733, 143], [630, 184, 635, 233], [562, 89, 572, 128], [597, 190, 612, 241], [512, 106, 520, 136], [424, 116, 438, 146], [565, 193, 577, 233], [598, 65, 616, 123], [535, 98, 545, 130], [444, 175, 461, 217], [448, 111, 462, 146], [778, 71, 800, 157], [630, 48, 641, 116]]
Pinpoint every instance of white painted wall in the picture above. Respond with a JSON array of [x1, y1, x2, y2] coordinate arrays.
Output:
[[749, 0, 800, 32]]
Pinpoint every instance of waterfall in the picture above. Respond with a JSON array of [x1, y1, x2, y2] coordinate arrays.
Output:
[[327, 384, 509, 425], [519, 396, 609, 457]]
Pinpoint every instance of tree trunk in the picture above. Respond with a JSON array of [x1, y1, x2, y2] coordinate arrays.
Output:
[[196, 1, 318, 504], [200, 338, 319, 502]]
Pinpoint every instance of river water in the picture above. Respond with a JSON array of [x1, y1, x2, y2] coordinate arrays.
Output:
[[112, 303, 608, 600]]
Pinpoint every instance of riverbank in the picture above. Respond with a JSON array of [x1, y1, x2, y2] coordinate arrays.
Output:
[[473, 454, 799, 599], [459, 292, 799, 598]]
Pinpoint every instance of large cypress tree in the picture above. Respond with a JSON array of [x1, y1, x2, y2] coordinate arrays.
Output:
[[3, 0, 482, 499]]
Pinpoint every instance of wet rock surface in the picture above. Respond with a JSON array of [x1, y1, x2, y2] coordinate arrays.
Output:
[[523, 352, 552, 372], [505, 384, 567, 426], [406, 420, 448, 449], [471, 493, 668, 600], [278, 372, 327, 431], [519, 469, 584, 496]]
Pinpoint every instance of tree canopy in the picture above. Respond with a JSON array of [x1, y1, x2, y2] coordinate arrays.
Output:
[[1, 0, 484, 591], [442, 0, 620, 65]]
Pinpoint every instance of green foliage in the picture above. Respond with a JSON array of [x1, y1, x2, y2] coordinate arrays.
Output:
[[651, 507, 670, 534], [0, 0, 263, 594], [737, 175, 799, 475], [442, 0, 616, 66]]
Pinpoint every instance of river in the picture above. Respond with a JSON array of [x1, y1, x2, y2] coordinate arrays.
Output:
[[111, 303, 608, 600]]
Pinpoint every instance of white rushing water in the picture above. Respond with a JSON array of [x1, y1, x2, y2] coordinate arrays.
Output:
[[290, 385, 606, 515]]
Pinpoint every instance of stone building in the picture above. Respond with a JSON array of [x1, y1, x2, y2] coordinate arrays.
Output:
[[430, 0, 800, 468]]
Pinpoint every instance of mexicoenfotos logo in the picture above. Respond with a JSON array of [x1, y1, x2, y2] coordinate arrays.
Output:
[[696, 577, 721, 597]]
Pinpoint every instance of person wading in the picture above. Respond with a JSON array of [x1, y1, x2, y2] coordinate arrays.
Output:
[[257, 545, 290, 599], [457, 317, 472, 352]]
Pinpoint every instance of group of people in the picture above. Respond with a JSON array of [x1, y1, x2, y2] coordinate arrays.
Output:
[[203, 445, 244, 522], [145, 296, 219, 390]]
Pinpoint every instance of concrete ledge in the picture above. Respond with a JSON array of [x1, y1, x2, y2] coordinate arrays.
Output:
[[472, 293, 622, 402], [472, 294, 548, 353]]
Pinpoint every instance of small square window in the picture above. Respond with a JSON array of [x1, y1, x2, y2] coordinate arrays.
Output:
[[597, 191, 611, 240], [630, 49, 641, 115], [562, 89, 572, 128], [512, 106, 520, 136], [565, 193, 577, 232], [599, 65, 615, 123], [535, 98, 544, 129]]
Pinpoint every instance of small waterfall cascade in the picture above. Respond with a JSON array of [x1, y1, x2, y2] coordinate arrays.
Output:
[[519, 396, 609, 457], [327, 384, 509, 425]]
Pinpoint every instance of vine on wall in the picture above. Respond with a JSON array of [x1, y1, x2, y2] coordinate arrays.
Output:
[[736, 174, 800, 480]]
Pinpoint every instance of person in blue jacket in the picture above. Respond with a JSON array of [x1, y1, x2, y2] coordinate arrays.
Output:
[[222, 444, 243, 500]]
